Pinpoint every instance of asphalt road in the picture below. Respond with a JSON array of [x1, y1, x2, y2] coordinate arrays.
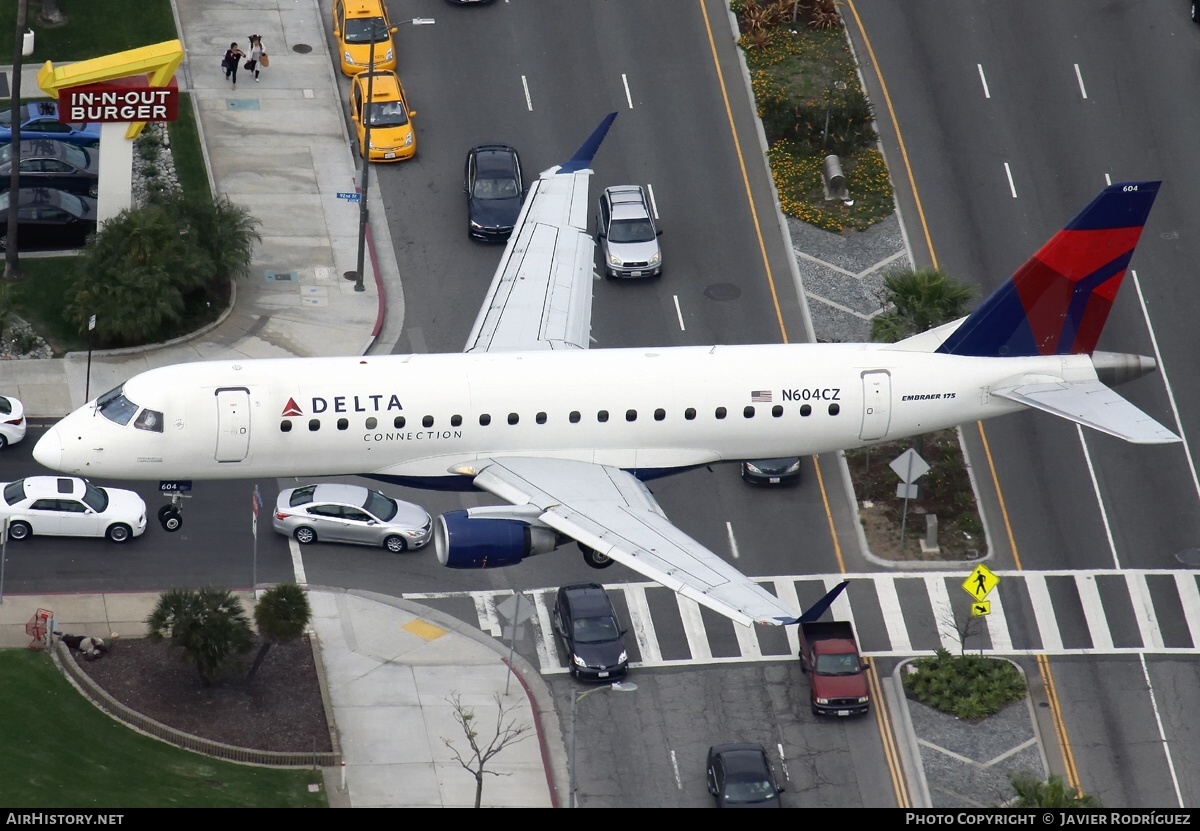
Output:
[[847, 0, 1200, 808]]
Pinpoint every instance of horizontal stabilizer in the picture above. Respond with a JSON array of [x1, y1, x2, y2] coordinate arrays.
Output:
[[993, 381, 1180, 444]]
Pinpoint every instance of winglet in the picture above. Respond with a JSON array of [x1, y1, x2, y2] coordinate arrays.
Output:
[[791, 580, 850, 625], [550, 112, 617, 175]]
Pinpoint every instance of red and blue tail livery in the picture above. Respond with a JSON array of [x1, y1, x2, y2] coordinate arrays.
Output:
[[937, 181, 1160, 358]]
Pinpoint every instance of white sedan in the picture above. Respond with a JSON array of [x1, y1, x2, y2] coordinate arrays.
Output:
[[0, 476, 147, 543], [0, 395, 26, 449]]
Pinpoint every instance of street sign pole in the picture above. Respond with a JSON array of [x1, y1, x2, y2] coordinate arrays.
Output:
[[251, 485, 262, 600]]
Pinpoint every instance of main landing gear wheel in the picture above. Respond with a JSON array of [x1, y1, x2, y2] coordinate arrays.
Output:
[[158, 506, 183, 532], [579, 542, 614, 569]]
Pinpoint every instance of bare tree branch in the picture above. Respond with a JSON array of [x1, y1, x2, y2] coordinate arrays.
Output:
[[441, 692, 532, 808]]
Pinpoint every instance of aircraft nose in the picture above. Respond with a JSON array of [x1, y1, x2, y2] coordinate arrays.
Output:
[[33, 425, 63, 471]]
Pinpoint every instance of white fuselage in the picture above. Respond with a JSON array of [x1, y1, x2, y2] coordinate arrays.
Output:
[[35, 344, 1098, 483]]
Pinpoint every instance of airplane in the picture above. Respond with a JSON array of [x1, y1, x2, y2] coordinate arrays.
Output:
[[32, 113, 1179, 627]]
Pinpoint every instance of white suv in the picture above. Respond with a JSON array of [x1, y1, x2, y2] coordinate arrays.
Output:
[[597, 185, 662, 279]]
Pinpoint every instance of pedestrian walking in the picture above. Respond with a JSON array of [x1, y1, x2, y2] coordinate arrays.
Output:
[[247, 34, 266, 82], [223, 41, 246, 90]]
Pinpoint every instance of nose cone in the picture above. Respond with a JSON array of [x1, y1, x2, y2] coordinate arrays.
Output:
[[33, 424, 63, 471]]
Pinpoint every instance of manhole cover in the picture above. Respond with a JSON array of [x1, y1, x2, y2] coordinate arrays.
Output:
[[292, 43, 313, 54], [1175, 549, 1200, 567], [704, 283, 741, 301]]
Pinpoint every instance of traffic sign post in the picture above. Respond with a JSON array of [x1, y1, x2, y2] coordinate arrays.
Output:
[[251, 485, 263, 599], [962, 564, 1000, 602]]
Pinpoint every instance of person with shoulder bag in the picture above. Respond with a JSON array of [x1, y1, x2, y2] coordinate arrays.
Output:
[[223, 41, 246, 90], [247, 34, 267, 82]]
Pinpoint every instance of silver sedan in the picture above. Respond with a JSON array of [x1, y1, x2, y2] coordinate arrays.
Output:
[[272, 483, 432, 553]]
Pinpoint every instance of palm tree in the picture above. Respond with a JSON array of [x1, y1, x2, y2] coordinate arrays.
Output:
[[146, 587, 254, 686], [871, 268, 974, 343], [1007, 773, 1102, 808], [247, 583, 312, 682]]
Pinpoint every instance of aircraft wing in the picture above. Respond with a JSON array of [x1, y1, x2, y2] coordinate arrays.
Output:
[[464, 113, 617, 354], [468, 456, 804, 626], [992, 380, 1180, 444]]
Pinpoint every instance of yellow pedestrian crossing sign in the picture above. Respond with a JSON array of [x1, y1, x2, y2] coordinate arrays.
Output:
[[971, 601, 991, 617], [962, 564, 999, 601]]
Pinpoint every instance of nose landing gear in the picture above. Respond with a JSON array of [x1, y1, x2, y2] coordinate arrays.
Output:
[[157, 480, 192, 533]]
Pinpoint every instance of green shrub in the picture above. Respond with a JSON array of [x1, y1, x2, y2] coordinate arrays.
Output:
[[903, 649, 1027, 719]]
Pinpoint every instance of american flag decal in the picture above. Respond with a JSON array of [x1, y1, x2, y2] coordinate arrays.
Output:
[[750, 390, 772, 403]]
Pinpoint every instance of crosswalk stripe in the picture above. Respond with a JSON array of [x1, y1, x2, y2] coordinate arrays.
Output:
[[532, 590, 558, 670], [874, 576, 911, 653], [1127, 572, 1163, 651], [923, 575, 958, 652], [1175, 573, 1200, 649], [676, 594, 712, 661], [771, 579, 802, 656], [476, 593, 501, 637], [1024, 573, 1062, 652], [985, 584, 1011, 651], [622, 584, 662, 663], [1075, 573, 1113, 651]]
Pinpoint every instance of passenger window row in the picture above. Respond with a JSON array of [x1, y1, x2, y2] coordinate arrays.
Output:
[[277, 402, 841, 433]]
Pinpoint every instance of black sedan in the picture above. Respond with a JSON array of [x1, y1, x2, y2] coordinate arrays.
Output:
[[706, 743, 784, 808], [552, 582, 628, 681], [0, 140, 100, 198], [464, 143, 523, 241], [0, 188, 96, 252], [740, 456, 802, 486]]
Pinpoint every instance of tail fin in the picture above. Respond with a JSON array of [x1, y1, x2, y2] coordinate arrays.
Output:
[[936, 181, 1160, 358]]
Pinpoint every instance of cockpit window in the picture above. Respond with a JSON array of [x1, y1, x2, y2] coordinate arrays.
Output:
[[96, 384, 139, 426], [134, 409, 164, 433]]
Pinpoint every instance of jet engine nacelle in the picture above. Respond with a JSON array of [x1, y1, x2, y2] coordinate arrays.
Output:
[[434, 510, 560, 569]]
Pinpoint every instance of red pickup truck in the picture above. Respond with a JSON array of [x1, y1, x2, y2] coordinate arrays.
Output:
[[798, 620, 870, 717]]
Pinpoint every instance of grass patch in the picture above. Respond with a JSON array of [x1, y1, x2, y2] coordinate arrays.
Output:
[[0, 650, 326, 808], [170, 92, 211, 201], [0, 1, 177, 64]]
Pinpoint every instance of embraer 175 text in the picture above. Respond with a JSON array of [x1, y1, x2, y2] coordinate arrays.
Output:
[[33, 114, 1179, 627]]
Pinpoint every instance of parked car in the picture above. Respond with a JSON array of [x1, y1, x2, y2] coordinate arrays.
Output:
[[552, 582, 629, 681], [596, 185, 662, 278], [0, 394, 26, 449], [0, 139, 100, 197], [333, 0, 397, 76], [0, 476, 147, 543], [0, 187, 96, 252], [272, 483, 432, 552], [0, 101, 100, 148], [350, 70, 416, 162], [740, 457, 802, 486], [464, 143, 524, 241], [705, 743, 784, 808]]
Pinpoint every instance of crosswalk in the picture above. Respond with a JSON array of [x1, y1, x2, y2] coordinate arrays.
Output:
[[404, 569, 1200, 675]]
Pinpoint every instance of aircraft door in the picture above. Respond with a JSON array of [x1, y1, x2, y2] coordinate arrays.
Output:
[[215, 388, 251, 463], [859, 370, 891, 441]]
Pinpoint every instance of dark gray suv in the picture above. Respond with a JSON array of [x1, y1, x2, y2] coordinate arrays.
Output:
[[597, 185, 662, 279]]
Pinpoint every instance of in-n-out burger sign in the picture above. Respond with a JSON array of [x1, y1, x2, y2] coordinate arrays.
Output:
[[59, 77, 179, 123]]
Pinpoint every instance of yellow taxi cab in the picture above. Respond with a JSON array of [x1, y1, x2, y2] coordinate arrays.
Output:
[[333, 0, 397, 76], [350, 71, 416, 162]]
